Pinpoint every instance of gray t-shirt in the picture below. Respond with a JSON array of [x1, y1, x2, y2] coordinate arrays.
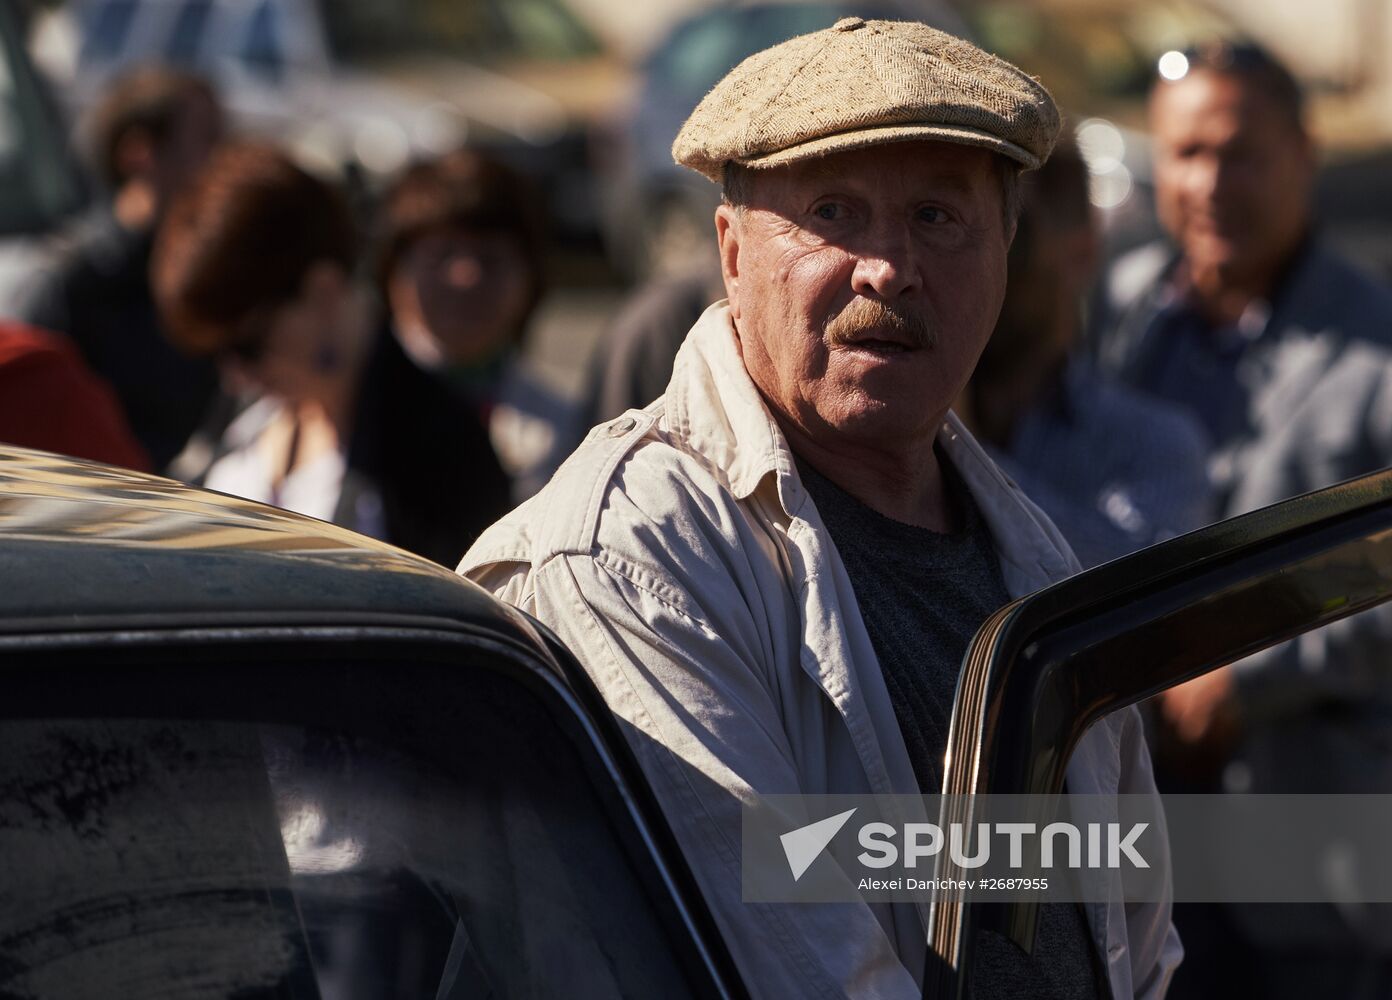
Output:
[[798, 456, 1107, 1000]]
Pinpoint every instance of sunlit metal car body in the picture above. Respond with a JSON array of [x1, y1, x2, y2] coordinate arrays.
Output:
[[0, 447, 745, 998]]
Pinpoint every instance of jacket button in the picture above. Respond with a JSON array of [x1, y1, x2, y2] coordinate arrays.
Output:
[[609, 416, 637, 436]]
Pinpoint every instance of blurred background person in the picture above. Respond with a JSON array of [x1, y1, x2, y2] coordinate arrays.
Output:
[[1090, 40, 1392, 1000], [153, 142, 510, 567], [956, 137, 1213, 569], [0, 320, 148, 470], [376, 150, 577, 502], [1093, 41, 1392, 513], [17, 66, 224, 471], [1095, 40, 1392, 779], [582, 266, 722, 427]]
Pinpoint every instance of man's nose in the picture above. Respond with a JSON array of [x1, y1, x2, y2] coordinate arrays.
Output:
[[850, 224, 921, 299]]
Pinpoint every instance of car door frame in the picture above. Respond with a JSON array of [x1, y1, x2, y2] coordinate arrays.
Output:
[[927, 467, 1392, 998]]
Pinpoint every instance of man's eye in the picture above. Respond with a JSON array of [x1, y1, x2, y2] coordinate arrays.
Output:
[[918, 206, 947, 224], [813, 203, 843, 221]]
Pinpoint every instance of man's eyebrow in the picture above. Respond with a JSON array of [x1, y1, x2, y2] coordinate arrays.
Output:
[[795, 157, 981, 195]]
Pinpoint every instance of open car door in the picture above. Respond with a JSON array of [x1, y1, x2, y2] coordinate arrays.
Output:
[[929, 467, 1392, 997]]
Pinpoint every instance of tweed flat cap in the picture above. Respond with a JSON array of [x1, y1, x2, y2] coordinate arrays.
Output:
[[673, 17, 1060, 180]]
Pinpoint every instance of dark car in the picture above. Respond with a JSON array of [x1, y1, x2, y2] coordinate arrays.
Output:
[[0, 447, 745, 999], [2, 444, 1391, 998]]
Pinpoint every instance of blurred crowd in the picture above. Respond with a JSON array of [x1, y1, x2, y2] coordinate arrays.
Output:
[[3, 4, 1392, 996]]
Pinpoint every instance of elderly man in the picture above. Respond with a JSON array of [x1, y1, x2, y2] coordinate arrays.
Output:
[[462, 18, 1178, 999]]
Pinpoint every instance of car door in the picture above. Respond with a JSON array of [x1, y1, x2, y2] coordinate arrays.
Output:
[[0, 620, 747, 998], [927, 466, 1392, 997]]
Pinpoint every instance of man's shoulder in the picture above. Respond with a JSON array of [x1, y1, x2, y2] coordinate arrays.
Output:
[[461, 402, 751, 577]]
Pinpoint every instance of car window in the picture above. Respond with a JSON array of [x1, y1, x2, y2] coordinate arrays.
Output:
[[0, 644, 728, 999], [926, 468, 1392, 995]]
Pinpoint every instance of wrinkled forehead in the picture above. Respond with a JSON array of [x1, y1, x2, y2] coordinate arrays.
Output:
[[751, 141, 1002, 203]]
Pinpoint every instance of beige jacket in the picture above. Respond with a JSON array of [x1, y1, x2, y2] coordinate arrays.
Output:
[[461, 303, 1180, 999]]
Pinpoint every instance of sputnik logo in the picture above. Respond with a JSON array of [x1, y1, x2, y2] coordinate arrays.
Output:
[[780, 808, 857, 881]]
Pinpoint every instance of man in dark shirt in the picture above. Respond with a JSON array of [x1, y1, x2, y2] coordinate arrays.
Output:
[[20, 67, 224, 470], [959, 140, 1212, 569]]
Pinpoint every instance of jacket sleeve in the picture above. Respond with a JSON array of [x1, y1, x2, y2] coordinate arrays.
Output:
[[466, 462, 923, 999]]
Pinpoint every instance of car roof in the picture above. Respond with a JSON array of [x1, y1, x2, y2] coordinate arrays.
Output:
[[0, 446, 535, 641]]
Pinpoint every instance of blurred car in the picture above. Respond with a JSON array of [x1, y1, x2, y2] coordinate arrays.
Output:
[[3, 439, 1392, 994], [594, 0, 971, 281], [0, 1, 87, 313], [29, 0, 621, 244]]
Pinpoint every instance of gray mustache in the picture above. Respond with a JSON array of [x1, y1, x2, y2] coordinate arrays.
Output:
[[824, 297, 937, 349]]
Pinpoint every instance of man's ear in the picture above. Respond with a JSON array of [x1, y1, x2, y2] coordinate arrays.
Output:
[[714, 203, 742, 320]]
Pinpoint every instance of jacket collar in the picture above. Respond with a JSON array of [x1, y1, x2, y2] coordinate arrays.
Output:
[[665, 300, 788, 503], [664, 301, 1078, 592]]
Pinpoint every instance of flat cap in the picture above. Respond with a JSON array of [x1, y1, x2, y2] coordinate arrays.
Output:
[[673, 17, 1060, 181]]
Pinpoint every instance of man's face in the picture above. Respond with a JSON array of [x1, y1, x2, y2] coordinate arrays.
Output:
[[1150, 69, 1314, 294], [715, 141, 1011, 452]]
